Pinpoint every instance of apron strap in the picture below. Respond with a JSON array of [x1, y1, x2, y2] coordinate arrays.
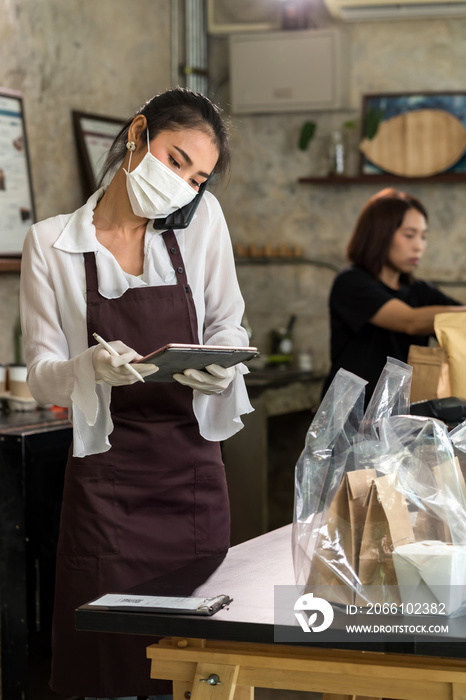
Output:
[[161, 230, 199, 341], [162, 230, 190, 289], [84, 252, 99, 294]]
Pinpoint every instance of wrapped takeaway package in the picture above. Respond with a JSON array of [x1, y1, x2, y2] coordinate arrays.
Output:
[[393, 540, 466, 615]]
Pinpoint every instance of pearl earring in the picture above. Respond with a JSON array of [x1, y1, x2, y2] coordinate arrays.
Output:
[[126, 141, 136, 151]]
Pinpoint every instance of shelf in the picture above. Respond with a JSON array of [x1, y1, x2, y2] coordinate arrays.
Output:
[[0, 257, 21, 272], [235, 256, 338, 272], [298, 173, 466, 184]]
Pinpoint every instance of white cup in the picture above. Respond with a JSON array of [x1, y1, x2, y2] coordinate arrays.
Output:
[[8, 365, 33, 399]]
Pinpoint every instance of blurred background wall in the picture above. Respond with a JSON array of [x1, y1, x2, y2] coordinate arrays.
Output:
[[0, 0, 171, 361], [0, 0, 465, 376]]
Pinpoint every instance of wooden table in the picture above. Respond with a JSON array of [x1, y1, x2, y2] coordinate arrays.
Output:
[[76, 525, 466, 700]]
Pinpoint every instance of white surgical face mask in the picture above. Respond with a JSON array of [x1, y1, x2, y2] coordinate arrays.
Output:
[[124, 131, 197, 219]]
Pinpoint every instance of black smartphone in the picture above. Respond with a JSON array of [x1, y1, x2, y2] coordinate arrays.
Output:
[[152, 176, 211, 230]]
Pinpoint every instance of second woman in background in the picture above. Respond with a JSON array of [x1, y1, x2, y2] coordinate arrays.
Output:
[[322, 188, 466, 403]]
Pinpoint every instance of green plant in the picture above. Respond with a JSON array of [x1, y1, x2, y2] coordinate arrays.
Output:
[[298, 121, 317, 150], [364, 106, 386, 140]]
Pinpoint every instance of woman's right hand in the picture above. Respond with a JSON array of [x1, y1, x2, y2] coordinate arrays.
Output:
[[92, 340, 157, 385]]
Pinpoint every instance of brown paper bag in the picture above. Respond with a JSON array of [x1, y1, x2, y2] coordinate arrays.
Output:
[[407, 344, 450, 403], [308, 469, 376, 604], [434, 312, 466, 399], [358, 474, 414, 603]]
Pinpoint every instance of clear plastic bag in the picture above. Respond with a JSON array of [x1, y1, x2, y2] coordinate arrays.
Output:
[[292, 367, 366, 590], [293, 357, 466, 611]]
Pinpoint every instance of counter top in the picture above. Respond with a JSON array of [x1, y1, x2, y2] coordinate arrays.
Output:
[[0, 407, 71, 437], [245, 369, 317, 387], [245, 369, 324, 404]]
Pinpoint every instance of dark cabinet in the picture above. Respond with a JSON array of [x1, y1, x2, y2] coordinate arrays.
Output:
[[0, 410, 72, 699]]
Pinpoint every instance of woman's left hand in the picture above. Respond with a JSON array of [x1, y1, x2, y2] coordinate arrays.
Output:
[[173, 364, 236, 395]]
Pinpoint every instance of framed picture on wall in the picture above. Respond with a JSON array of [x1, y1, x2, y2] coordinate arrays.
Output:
[[0, 87, 36, 265], [72, 111, 124, 199], [359, 91, 466, 178]]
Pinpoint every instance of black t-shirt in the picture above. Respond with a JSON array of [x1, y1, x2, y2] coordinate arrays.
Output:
[[322, 266, 460, 403]]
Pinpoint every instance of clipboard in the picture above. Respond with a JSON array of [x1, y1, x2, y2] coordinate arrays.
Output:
[[134, 343, 259, 382], [88, 593, 232, 616]]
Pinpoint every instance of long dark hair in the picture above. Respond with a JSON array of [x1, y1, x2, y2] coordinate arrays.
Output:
[[98, 87, 230, 187], [347, 188, 428, 283]]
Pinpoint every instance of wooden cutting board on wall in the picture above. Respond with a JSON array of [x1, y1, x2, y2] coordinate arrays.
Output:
[[359, 109, 466, 177]]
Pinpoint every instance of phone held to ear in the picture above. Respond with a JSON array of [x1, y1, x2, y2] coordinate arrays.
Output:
[[152, 176, 210, 231]]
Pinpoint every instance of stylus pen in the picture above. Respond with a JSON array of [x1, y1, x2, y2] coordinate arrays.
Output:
[[92, 333, 145, 383]]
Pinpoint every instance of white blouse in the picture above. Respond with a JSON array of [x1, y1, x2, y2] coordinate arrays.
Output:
[[20, 188, 253, 457]]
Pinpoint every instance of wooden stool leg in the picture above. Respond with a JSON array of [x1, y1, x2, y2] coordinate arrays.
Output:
[[233, 687, 254, 700], [453, 682, 466, 700], [191, 661, 240, 700], [323, 695, 382, 700], [173, 680, 192, 700]]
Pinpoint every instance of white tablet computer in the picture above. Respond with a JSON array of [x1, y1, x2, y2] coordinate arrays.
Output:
[[134, 343, 259, 382]]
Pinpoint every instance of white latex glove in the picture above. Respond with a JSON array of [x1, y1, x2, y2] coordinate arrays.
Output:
[[173, 363, 236, 395], [92, 340, 158, 386]]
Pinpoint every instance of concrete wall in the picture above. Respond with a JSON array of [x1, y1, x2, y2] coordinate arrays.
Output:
[[208, 15, 466, 373], [1, 0, 465, 376], [0, 0, 172, 362]]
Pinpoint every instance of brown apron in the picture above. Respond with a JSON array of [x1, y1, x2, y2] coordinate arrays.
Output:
[[50, 230, 230, 698]]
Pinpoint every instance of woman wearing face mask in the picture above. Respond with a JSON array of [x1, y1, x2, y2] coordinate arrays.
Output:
[[20, 88, 253, 700], [321, 188, 466, 405]]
